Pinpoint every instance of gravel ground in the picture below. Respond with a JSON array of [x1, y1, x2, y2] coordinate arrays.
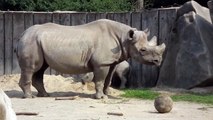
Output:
[[1, 74, 213, 120]]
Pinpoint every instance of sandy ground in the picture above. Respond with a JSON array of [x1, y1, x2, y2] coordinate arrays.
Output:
[[1, 74, 213, 120]]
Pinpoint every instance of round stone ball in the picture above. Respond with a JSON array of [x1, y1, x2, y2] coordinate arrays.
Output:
[[154, 95, 173, 113]]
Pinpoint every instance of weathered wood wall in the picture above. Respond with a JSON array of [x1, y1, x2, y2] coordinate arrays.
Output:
[[0, 9, 177, 87]]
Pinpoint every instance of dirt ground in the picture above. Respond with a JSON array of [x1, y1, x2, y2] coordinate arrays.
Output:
[[1, 74, 213, 120]]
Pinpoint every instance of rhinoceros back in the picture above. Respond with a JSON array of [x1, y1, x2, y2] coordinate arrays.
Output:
[[17, 19, 133, 74]]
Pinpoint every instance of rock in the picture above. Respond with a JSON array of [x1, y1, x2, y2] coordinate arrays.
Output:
[[0, 89, 17, 120], [177, 0, 211, 23], [158, 1, 213, 88], [154, 95, 173, 113]]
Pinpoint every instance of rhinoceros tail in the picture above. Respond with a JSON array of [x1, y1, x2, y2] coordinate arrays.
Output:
[[14, 31, 26, 58], [14, 43, 19, 58]]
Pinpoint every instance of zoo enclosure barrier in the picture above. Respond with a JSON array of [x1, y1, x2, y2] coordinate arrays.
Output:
[[0, 8, 177, 87]]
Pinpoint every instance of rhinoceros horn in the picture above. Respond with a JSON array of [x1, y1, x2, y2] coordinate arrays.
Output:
[[157, 43, 166, 53], [148, 36, 157, 46], [144, 28, 150, 36]]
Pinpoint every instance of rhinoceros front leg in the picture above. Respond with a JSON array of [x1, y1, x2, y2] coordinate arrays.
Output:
[[19, 70, 34, 98], [93, 67, 110, 99], [103, 65, 116, 95]]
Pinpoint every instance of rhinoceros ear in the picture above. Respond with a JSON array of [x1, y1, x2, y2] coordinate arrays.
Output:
[[128, 29, 134, 40], [128, 28, 137, 41]]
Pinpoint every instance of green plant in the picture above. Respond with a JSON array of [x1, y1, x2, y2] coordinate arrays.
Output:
[[0, 0, 134, 12], [172, 93, 213, 105], [122, 89, 160, 100], [122, 89, 213, 105]]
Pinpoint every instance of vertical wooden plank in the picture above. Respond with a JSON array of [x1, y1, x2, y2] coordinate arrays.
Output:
[[129, 12, 143, 88], [131, 12, 142, 30], [157, 8, 177, 86], [106, 13, 115, 20], [107, 12, 131, 25], [87, 12, 96, 23], [87, 12, 106, 23], [34, 12, 52, 74], [94, 13, 106, 20], [4, 12, 13, 74], [71, 13, 87, 25], [0, 12, 4, 75], [142, 10, 159, 38], [59, 13, 70, 25], [33, 12, 52, 25], [141, 9, 159, 87], [52, 12, 60, 24], [159, 9, 177, 46], [24, 12, 34, 29], [12, 12, 25, 74]]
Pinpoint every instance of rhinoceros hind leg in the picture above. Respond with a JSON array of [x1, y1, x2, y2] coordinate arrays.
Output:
[[19, 70, 34, 98], [118, 76, 127, 89], [32, 61, 49, 97]]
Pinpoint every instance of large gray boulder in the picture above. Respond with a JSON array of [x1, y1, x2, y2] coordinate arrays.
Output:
[[158, 1, 213, 88], [0, 90, 17, 120], [177, 0, 211, 23]]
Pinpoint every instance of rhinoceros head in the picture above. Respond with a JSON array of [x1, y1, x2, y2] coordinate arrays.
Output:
[[128, 30, 166, 66]]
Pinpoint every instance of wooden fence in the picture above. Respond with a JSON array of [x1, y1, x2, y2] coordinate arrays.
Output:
[[0, 8, 177, 87]]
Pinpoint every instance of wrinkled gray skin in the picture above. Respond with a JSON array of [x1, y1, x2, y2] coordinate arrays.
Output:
[[16, 19, 166, 99], [76, 61, 130, 89]]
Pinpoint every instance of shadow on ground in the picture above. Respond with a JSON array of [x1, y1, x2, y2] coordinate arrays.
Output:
[[5, 90, 121, 99]]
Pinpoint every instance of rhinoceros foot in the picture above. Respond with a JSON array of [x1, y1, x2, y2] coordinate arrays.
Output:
[[22, 94, 36, 99], [94, 93, 108, 99], [37, 92, 49, 97], [103, 88, 111, 95]]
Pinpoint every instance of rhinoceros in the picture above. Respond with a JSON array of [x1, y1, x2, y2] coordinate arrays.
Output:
[[16, 19, 166, 99], [73, 60, 130, 88], [114, 60, 130, 89]]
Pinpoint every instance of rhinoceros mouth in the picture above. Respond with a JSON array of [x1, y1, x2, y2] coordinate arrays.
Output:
[[153, 60, 161, 66], [142, 61, 156, 66], [144, 60, 162, 66]]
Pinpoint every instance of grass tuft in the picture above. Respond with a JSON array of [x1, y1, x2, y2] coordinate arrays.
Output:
[[121, 89, 213, 105], [121, 89, 160, 100], [171, 93, 213, 105]]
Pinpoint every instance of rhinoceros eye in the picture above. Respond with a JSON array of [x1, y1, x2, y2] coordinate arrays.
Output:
[[139, 48, 146, 55], [140, 49, 146, 52], [140, 48, 146, 52]]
